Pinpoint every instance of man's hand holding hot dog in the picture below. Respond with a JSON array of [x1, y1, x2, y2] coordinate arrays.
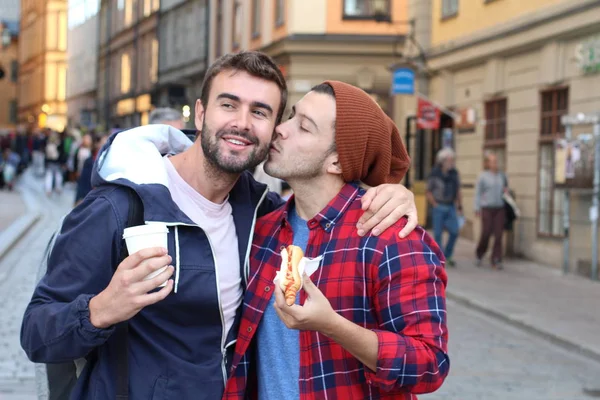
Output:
[[89, 247, 174, 329], [273, 274, 379, 372]]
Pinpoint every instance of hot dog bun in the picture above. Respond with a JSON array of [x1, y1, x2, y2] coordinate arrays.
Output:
[[279, 245, 303, 306]]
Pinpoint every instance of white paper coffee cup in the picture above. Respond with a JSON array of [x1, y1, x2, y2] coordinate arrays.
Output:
[[123, 223, 170, 287]]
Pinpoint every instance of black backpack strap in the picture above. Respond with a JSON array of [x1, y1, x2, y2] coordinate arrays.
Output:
[[115, 188, 144, 399]]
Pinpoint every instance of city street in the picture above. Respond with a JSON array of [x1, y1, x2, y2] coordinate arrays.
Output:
[[0, 171, 599, 399], [0, 171, 74, 400], [423, 300, 600, 400]]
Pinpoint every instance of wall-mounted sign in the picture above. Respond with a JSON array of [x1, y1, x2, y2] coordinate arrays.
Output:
[[455, 107, 477, 133], [416, 97, 440, 130], [391, 68, 415, 95], [576, 35, 600, 74]]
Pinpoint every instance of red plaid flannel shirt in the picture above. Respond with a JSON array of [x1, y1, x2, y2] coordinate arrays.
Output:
[[223, 183, 449, 400]]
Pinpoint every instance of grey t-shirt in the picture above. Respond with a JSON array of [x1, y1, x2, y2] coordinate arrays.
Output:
[[474, 171, 507, 211]]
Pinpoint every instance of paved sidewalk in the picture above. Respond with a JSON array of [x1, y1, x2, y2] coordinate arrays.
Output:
[[446, 235, 600, 362], [0, 190, 27, 233]]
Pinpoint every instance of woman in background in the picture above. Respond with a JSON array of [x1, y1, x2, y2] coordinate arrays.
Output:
[[474, 152, 508, 269]]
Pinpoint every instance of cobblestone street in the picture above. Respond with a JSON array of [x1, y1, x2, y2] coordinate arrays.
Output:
[[0, 171, 73, 400], [422, 300, 600, 400]]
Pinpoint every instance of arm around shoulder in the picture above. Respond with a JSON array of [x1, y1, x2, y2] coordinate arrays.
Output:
[[20, 194, 122, 363]]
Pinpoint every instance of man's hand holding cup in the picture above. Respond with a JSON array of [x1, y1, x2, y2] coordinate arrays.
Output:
[[89, 224, 173, 329]]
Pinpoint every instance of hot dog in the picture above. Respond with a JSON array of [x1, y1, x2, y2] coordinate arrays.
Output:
[[279, 245, 304, 306]]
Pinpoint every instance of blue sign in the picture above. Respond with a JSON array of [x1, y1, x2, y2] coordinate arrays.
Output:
[[391, 68, 415, 95]]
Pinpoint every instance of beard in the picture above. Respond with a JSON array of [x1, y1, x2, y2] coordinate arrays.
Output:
[[264, 147, 329, 181], [200, 122, 270, 174]]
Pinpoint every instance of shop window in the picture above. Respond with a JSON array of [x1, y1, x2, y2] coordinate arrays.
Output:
[[538, 88, 568, 237]]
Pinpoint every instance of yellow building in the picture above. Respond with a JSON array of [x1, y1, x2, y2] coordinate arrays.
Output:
[[18, 0, 68, 131], [424, 0, 600, 275], [0, 20, 19, 130], [209, 0, 410, 115]]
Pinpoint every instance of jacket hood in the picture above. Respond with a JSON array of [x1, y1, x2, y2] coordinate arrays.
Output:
[[93, 124, 192, 189]]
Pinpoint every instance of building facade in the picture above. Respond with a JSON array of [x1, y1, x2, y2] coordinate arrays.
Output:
[[97, 0, 159, 129], [18, 0, 68, 131], [209, 0, 409, 117], [0, 20, 19, 130], [424, 0, 600, 275], [156, 0, 208, 123], [66, 0, 100, 128]]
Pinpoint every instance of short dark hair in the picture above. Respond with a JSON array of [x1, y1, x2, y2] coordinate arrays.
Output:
[[310, 83, 337, 153], [200, 51, 288, 124], [310, 83, 335, 99]]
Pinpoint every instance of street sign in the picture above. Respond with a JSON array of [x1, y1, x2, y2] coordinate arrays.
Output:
[[391, 68, 415, 95]]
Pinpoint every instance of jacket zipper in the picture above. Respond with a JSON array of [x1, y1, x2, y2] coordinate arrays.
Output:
[[159, 187, 269, 384], [243, 188, 269, 284], [205, 234, 228, 384]]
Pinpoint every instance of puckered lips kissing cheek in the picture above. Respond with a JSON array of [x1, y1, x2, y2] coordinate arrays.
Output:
[[269, 141, 281, 156]]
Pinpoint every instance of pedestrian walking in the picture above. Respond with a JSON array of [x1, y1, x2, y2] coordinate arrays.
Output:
[[426, 148, 463, 267], [44, 131, 64, 195], [1, 147, 20, 190], [474, 152, 508, 269]]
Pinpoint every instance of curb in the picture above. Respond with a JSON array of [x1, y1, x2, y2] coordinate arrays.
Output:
[[446, 290, 600, 365], [0, 212, 41, 262]]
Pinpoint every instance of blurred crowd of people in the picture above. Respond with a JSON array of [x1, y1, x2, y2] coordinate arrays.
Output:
[[0, 127, 108, 203]]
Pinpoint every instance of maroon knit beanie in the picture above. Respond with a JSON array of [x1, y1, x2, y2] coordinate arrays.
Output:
[[323, 80, 411, 186]]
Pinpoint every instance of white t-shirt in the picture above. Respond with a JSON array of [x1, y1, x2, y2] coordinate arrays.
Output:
[[163, 156, 242, 339]]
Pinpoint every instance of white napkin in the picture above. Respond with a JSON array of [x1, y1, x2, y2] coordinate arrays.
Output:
[[273, 249, 323, 291]]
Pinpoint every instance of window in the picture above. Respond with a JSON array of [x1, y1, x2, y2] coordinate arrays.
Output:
[[121, 53, 131, 94], [10, 60, 18, 82], [57, 65, 67, 101], [9, 100, 17, 124], [484, 98, 507, 170], [441, 0, 459, 19], [124, 0, 133, 26], [215, 0, 223, 57], [143, 0, 152, 17], [343, 0, 390, 20], [251, 0, 261, 37], [540, 88, 568, 137], [150, 38, 158, 83], [275, 0, 285, 26], [484, 98, 506, 144], [232, 1, 242, 50], [142, 0, 157, 17], [538, 88, 568, 237]]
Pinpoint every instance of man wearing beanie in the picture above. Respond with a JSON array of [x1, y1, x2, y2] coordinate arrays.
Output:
[[224, 81, 449, 399]]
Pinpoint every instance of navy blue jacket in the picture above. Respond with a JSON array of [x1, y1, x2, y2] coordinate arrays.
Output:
[[21, 125, 283, 399]]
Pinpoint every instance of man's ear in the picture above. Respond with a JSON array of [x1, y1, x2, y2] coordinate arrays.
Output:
[[194, 99, 205, 131], [326, 152, 343, 176]]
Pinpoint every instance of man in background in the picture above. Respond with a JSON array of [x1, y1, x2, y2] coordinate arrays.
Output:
[[148, 107, 185, 130]]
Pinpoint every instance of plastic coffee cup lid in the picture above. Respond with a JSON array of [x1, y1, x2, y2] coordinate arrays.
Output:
[[123, 223, 169, 239]]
